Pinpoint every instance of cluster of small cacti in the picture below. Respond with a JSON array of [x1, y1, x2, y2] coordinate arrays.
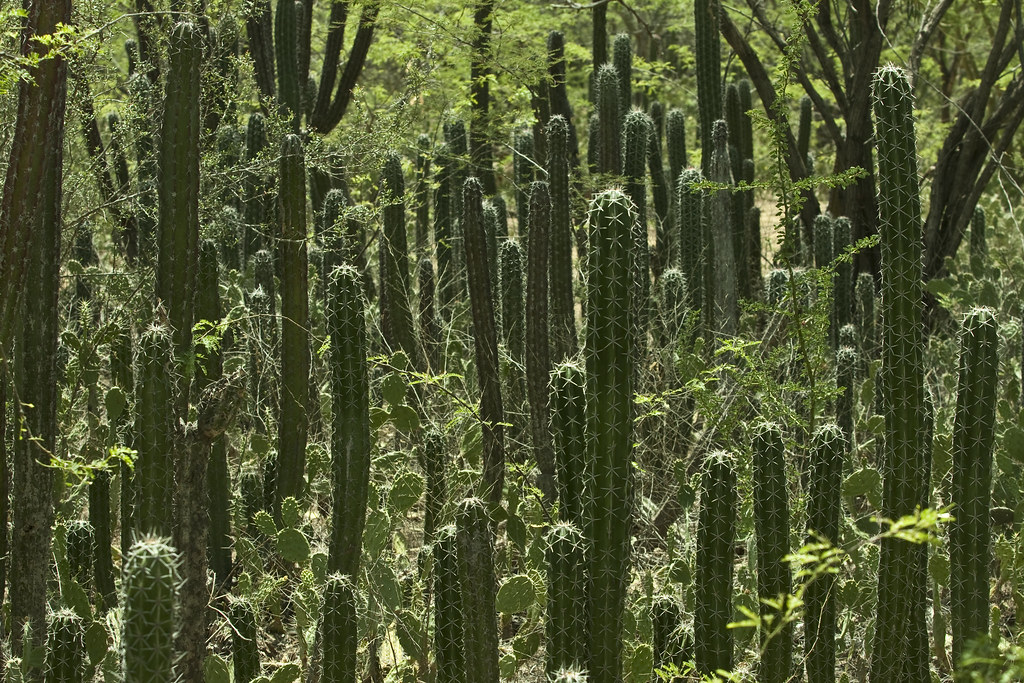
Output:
[[3, 4, 1016, 682]]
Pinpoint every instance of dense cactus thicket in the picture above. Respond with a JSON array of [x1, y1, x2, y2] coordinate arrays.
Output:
[[3, 3, 1022, 682]]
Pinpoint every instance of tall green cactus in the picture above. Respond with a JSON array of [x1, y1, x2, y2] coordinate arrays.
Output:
[[752, 423, 792, 683], [869, 65, 929, 682], [550, 361, 587, 530], [196, 241, 232, 591], [121, 538, 180, 683], [484, 201, 501, 304], [804, 423, 846, 683], [134, 320, 175, 538], [327, 265, 371, 578], [379, 152, 419, 368], [156, 21, 202, 363], [275, 133, 310, 522], [709, 120, 737, 336], [666, 109, 687, 185], [463, 178, 505, 503], [500, 238, 526, 438], [457, 498, 499, 683], [676, 168, 704, 318], [797, 95, 812, 163], [612, 33, 632, 120], [647, 105, 670, 278], [526, 181, 557, 500], [949, 308, 998, 667], [274, 0, 301, 128], [623, 110, 652, 357], [229, 598, 260, 683], [695, 450, 736, 677], [652, 594, 688, 675], [812, 214, 833, 271], [855, 272, 877, 360], [746, 203, 763, 301], [546, 31, 580, 169], [737, 79, 755, 167], [832, 216, 853, 350], [969, 205, 987, 275], [242, 112, 269, 264], [546, 115, 577, 361], [422, 428, 447, 548], [316, 573, 359, 683], [694, 0, 721, 176], [89, 468, 116, 609], [585, 189, 635, 683], [514, 129, 535, 243], [596, 65, 621, 175], [45, 609, 84, 683], [836, 345, 858, 448], [545, 522, 589, 676], [433, 524, 466, 683]]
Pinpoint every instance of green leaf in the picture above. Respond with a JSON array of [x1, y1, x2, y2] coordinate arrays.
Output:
[[104, 386, 127, 423], [203, 653, 231, 683], [84, 621, 108, 666], [254, 510, 278, 537], [382, 371, 407, 406], [389, 404, 420, 432], [495, 574, 535, 614], [269, 664, 301, 683], [276, 528, 310, 564], [388, 470, 425, 514]]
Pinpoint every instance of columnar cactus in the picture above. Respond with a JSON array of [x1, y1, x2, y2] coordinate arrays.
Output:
[[66, 520, 93, 589], [463, 178, 505, 503], [869, 65, 929, 682], [317, 573, 359, 683], [275, 133, 310, 521], [949, 308, 998, 666], [652, 595, 688, 674], [446, 121, 469, 297], [121, 538, 180, 683], [243, 112, 269, 264], [433, 525, 466, 683], [656, 268, 689, 345], [319, 188, 347, 295], [752, 422, 792, 683], [647, 106, 671, 277], [812, 214, 833, 271], [969, 205, 987, 274], [196, 241, 232, 591], [737, 79, 755, 167], [457, 498, 499, 683], [804, 423, 846, 683], [709, 120, 738, 336], [584, 189, 635, 683], [855, 272, 877, 360], [666, 109, 687, 185], [725, 82, 744, 184], [526, 181, 557, 499], [229, 598, 260, 683], [676, 168, 705, 318], [546, 115, 577, 361], [550, 361, 587, 529], [836, 345, 858, 448], [596, 65, 621, 175], [500, 239, 526, 437], [156, 21, 202, 362], [327, 265, 370, 578], [623, 110, 652, 356], [546, 31, 580, 169], [514, 129, 535, 242], [274, 0, 301, 127], [134, 320, 175, 538], [422, 428, 447, 547], [484, 201, 502, 304], [612, 33, 632, 120], [248, 249, 278, 439], [45, 609, 84, 683], [695, 450, 737, 677], [545, 522, 589, 675], [833, 216, 853, 350], [746, 202, 763, 300], [89, 468, 117, 609], [694, 0, 721, 175], [434, 142, 456, 318], [379, 152, 419, 367]]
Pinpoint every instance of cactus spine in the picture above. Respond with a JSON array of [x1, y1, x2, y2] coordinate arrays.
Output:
[[463, 178, 505, 503], [545, 522, 589, 675], [121, 538, 180, 683], [695, 450, 736, 676], [584, 190, 635, 683], [276, 133, 310, 521], [433, 525, 466, 683], [457, 498, 499, 683], [869, 65, 929, 682], [526, 181, 557, 500], [379, 152, 419, 368], [949, 308, 998, 666], [45, 609, 84, 683], [752, 422, 792, 683], [546, 115, 577, 361], [804, 423, 846, 683]]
